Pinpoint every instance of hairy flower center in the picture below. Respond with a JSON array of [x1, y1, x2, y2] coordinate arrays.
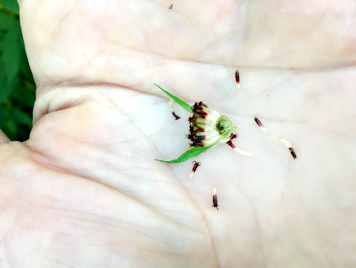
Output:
[[216, 115, 234, 136]]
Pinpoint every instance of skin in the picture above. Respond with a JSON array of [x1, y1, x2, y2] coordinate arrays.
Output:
[[1, 0, 356, 267]]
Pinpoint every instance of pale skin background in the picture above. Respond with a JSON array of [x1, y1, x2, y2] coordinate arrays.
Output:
[[1, 0, 356, 267]]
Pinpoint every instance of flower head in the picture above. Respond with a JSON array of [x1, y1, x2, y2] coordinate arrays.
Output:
[[153, 83, 251, 164], [188, 102, 236, 147]]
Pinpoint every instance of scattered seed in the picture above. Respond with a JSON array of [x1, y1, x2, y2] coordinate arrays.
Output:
[[279, 138, 297, 159], [235, 70, 240, 89], [225, 133, 252, 156], [254, 117, 267, 132], [229, 133, 237, 140], [189, 161, 201, 178], [169, 98, 180, 120], [212, 187, 219, 210], [290, 149, 297, 159], [169, 4, 173, 9]]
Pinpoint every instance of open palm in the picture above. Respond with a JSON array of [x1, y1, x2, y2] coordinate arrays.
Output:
[[1, 0, 355, 267]]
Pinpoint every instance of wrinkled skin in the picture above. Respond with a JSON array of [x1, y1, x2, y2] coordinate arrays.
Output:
[[1, 0, 356, 267]]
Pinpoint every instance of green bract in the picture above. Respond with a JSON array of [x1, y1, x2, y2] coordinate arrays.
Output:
[[154, 142, 218, 163], [154, 84, 193, 114]]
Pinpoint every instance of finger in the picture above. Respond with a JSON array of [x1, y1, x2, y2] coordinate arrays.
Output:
[[0, 130, 10, 144]]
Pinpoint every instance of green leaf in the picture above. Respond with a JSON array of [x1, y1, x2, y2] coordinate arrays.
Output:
[[0, 73, 19, 102], [11, 86, 35, 107], [155, 141, 219, 164], [0, 106, 6, 125], [11, 108, 32, 126], [2, 0, 20, 14], [0, 12, 16, 27], [0, 12, 22, 84], [5, 118, 17, 134], [0, 28, 7, 42], [154, 83, 193, 114]]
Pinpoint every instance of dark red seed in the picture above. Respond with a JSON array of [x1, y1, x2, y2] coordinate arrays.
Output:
[[198, 109, 206, 113], [193, 141, 204, 147], [289, 148, 297, 159], [227, 140, 236, 149], [254, 117, 263, 127], [192, 161, 201, 172], [229, 133, 237, 140], [235, 71, 240, 83], [194, 108, 206, 115], [196, 109, 207, 115], [172, 112, 180, 120], [189, 161, 201, 178], [193, 102, 206, 110], [212, 188, 219, 210], [199, 101, 207, 107], [196, 114, 206, 119], [213, 196, 218, 209]]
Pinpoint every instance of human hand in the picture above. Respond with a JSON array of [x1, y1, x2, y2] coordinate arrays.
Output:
[[1, 0, 355, 267]]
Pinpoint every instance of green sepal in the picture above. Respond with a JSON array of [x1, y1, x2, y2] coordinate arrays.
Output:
[[154, 83, 193, 114], [221, 125, 237, 139], [154, 141, 219, 164]]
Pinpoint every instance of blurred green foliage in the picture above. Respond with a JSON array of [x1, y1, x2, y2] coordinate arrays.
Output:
[[0, 0, 35, 141]]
